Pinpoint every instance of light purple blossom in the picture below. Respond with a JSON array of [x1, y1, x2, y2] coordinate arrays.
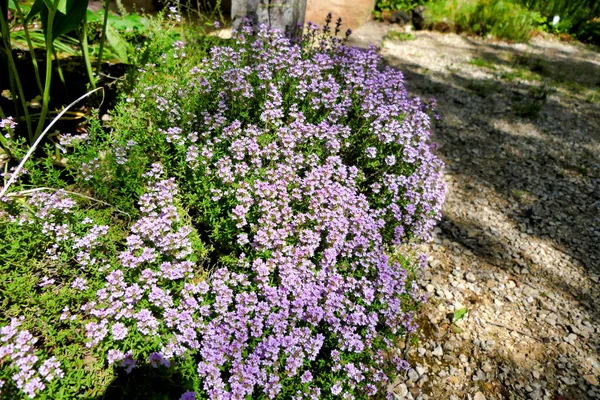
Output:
[[148, 352, 171, 368], [0, 320, 63, 398], [0, 116, 16, 130], [120, 351, 136, 374], [180, 391, 196, 400]]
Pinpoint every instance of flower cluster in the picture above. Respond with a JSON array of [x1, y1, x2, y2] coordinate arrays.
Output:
[[0, 116, 16, 130], [0, 319, 64, 399], [82, 22, 445, 398], [84, 169, 197, 354]]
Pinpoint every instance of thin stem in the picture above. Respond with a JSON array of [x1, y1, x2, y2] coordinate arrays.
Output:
[[12, 1, 44, 95], [33, 4, 57, 142], [96, 0, 110, 72], [0, 87, 103, 198], [80, 13, 96, 89], [3, 159, 8, 187], [6, 187, 131, 219], [52, 45, 67, 92], [0, 10, 33, 140]]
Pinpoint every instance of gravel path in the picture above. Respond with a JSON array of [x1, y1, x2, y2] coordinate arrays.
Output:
[[351, 26, 600, 400]]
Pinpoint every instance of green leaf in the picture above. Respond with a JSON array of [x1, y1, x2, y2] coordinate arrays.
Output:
[[56, 0, 67, 14], [40, 0, 88, 42], [107, 12, 149, 32], [105, 24, 129, 63], [51, 0, 88, 40], [25, 0, 45, 21], [452, 307, 468, 323]]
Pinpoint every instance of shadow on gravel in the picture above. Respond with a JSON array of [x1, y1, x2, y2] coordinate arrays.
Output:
[[390, 58, 600, 274], [384, 43, 600, 398]]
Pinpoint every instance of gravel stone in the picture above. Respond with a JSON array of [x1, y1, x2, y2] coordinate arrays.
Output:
[[374, 26, 600, 400], [473, 392, 486, 400]]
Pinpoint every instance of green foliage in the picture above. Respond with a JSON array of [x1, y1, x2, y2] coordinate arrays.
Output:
[[577, 18, 600, 45], [452, 307, 468, 323], [85, 9, 151, 63], [385, 30, 416, 41], [514, 0, 600, 34], [374, 0, 425, 20], [468, 56, 497, 69], [427, 0, 542, 42], [30, 0, 88, 42]]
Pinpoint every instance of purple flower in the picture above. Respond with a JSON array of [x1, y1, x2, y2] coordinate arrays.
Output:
[[300, 370, 313, 383], [70, 277, 88, 290], [38, 277, 55, 288], [149, 352, 171, 368], [107, 349, 125, 365], [120, 351, 136, 374], [180, 391, 196, 400], [0, 116, 16, 130], [111, 323, 128, 341], [331, 382, 343, 395]]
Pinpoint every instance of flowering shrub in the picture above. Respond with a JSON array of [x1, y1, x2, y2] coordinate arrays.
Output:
[[0, 18, 444, 399]]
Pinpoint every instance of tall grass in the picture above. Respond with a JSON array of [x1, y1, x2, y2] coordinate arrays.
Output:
[[515, 0, 600, 43], [427, 0, 542, 42], [515, 0, 600, 30]]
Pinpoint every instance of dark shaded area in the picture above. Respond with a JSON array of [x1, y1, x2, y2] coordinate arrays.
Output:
[[388, 55, 599, 272], [94, 363, 191, 400], [0, 49, 128, 138]]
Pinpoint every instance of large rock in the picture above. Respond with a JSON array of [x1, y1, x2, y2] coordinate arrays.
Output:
[[305, 0, 375, 30]]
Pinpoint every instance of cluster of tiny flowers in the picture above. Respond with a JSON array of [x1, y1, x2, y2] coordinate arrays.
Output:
[[85, 170, 195, 358], [0, 319, 64, 398], [7, 190, 112, 271], [112, 140, 136, 165], [0, 116, 16, 130], [58, 132, 89, 146], [91, 22, 445, 398], [80, 158, 100, 181], [0, 116, 16, 138], [0, 166, 28, 183]]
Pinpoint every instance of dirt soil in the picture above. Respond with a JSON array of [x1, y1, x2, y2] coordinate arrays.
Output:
[[350, 24, 600, 400]]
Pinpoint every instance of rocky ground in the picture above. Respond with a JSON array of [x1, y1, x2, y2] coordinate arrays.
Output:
[[350, 25, 600, 400]]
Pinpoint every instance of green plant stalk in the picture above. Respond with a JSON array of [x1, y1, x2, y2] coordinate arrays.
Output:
[[12, 1, 44, 95], [95, 0, 110, 72], [0, 134, 12, 159], [80, 13, 96, 89], [0, 87, 103, 198], [52, 45, 67, 91], [0, 15, 34, 141], [33, 4, 57, 142]]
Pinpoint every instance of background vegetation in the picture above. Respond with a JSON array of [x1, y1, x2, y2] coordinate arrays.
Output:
[[375, 0, 600, 44]]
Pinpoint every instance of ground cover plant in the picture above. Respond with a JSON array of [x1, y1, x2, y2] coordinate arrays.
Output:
[[0, 15, 445, 399]]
